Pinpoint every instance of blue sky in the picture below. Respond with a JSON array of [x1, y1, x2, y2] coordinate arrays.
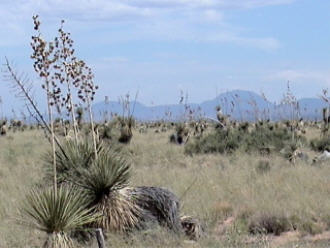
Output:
[[1, 0, 330, 111]]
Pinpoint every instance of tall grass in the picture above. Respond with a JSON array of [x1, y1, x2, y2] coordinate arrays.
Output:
[[1, 129, 330, 247]]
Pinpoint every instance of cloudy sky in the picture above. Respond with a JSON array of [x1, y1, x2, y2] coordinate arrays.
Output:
[[1, 0, 330, 110]]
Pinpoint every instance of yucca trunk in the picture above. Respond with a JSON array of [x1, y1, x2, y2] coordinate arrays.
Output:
[[43, 232, 75, 248], [87, 96, 98, 159], [46, 83, 57, 196]]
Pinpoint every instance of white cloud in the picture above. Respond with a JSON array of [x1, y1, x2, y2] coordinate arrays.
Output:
[[0, 0, 297, 23], [220, 0, 296, 9], [0, 0, 293, 49], [0, 1, 152, 23], [203, 9, 223, 22], [124, 0, 295, 9]]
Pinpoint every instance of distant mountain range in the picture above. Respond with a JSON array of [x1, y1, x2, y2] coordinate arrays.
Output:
[[92, 90, 329, 122]]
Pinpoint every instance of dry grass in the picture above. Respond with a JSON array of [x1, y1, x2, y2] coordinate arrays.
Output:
[[1, 128, 330, 247], [0, 130, 46, 247]]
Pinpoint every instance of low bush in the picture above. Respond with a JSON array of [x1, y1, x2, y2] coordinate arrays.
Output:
[[300, 220, 323, 235], [310, 136, 330, 152], [185, 129, 240, 155], [185, 124, 302, 156], [248, 213, 291, 236]]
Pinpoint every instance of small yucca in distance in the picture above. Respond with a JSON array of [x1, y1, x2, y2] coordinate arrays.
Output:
[[21, 186, 99, 248]]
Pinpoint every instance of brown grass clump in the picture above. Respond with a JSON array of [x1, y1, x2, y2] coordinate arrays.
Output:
[[248, 212, 291, 236], [211, 201, 234, 221]]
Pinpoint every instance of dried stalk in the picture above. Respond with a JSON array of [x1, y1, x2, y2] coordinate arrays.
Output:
[[78, 64, 98, 159], [30, 16, 58, 194], [3, 57, 65, 155]]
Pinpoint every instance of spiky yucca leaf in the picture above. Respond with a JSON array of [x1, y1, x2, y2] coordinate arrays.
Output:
[[76, 151, 141, 232], [43, 139, 102, 184], [21, 186, 99, 248], [79, 151, 130, 198]]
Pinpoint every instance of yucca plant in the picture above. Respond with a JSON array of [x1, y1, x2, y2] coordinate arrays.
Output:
[[21, 186, 99, 248], [43, 139, 103, 184], [45, 141, 184, 234], [118, 116, 134, 144], [75, 107, 84, 129], [98, 124, 114, 141], [44, 140, 141, 232], [75, 150, 142, 232]]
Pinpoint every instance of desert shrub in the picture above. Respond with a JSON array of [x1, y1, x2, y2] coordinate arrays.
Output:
[[280, 141, 307, 164], [82, 118, 133, 145], [310, 136, 330, 152], [185, 124, 301, 155], [0, 119, 7, 136], [118, 116, 135, 144], [98, 124, 113, 140], [244, 125, 299, 152], [248, 213, 291, 236], [96, 120, 121, 143], [247, 213, 323, 236], [75, 107, 84, 128], [185, 129, 241, 155], [0, 126, 7, 136], [300, 220, 323, 235], [169, 123, 189, 145], [289, 215, 324, 235]]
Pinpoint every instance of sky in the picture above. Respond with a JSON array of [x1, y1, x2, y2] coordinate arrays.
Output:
[[1, 0, 330, 112]]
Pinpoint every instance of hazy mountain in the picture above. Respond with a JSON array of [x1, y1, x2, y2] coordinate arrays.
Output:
[[200, 90, 272, 121], [6, 90, 326, 122], [92, 100, 200, 121], [92, 90, 327, 121], [298, 98, 327, 121]]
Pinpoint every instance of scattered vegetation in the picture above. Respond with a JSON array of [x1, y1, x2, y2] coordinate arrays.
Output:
[[2, 14, 330, 248], [185, 121, 305, 158], [310, 136, 330, 152]]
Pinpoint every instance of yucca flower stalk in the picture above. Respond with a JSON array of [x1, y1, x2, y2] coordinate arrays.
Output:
[[53, 20, 81, 144], [21, 186, 99, 248], [31, 15, 59, 195], [77, 63, 98, 158]]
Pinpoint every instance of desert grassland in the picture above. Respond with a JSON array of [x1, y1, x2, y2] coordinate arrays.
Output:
[[1, 129, 330, 247]]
